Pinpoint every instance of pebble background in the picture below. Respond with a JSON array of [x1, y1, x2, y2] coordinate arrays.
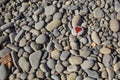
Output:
[[0, 0, 120, 80]]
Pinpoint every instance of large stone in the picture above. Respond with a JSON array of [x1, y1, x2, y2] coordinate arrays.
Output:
[[91, 31, 101, 44], [100, 47, 111, 54], [29, 50, 42, 69], [72, 15, 82, 27], [93, 8, 104, 18], [110, 19, 120, 32], [103, 54, 112, 67], [115, 0, 120, 12], [36, 34, 49, 44], [0, 65, 7, 80], [45, 5, 56, 16], [81, 60, 94, 70]]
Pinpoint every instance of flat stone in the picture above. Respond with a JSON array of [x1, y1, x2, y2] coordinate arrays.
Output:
[[51, 75, 60, 80], [0, 36, 8, 44], [34, 7, 43, 15], [47, 58, 56, 69], [69, 56, 83, 65], [55, 63, 64, 73], [72, 15, 82, 27], [83, 77, 95, 80], [106, 66, 114, 80], [93, 8, 104, 18], [40, 64, 49, 73], [0, 48, 11, 57], [102, 70, 108, 78], [15, 30, 25, 42], [0, 65, 7, 80], [80, 37, 88, 44], [51, 50, 60, 60], [67, 65, 78, 72], [30, 42, 41, 51], [100, 47, 111, 54], [80, 6, 88, 16], [113, 62, 120, 72], [24, 46, 33, 53], [0, 22, 14, 31], [70, 41, 79, 50], [27, 73, 34, 80], [117, 12, 120, 20], [36, 70, 45, 79], [81, 60, 94, 70], [54, 43, 63, 51], [91, 31, 101, 44], [76, 76, 82, 80], [60, 51, 70, 61], [46, 41, 54, 52], [85, 69, 100, 78], [46, 19, 61, 31], [19, 38, 26, 47], [7, 44, 19, 52], [45, 5, 56, 16], [67, 73, 77, 80], [29, 50, 42, 69], [19, 72, 27, 80], [115, 0, 120, 12], [19, 3, 29, 12], [36, 34, 49, 44], [18, 57, 30, 72], [110, 19, 120, 32], [35, 21, 45, 30], [53, 12, 62, 19], [103, 54, 112, 67]]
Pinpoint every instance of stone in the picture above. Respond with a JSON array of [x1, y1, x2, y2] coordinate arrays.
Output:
[[103, 54, 112, 67], [83, 77, 95, 80], [85, 69, 100, 78], [40, 64, 49, 73], [51, 50, 60, 60], [106, 66, 114, 80], [36, 34, 49, 44], [9, 74, 15, 80], [79, 46, 91, 58], [67, 65, 78, 72], [51, 75, 60, 80], [9, 33, 15, 43], [19, 3, 29, 12], [36, 70, 45, 79], [69, 56, 83, 65], [0, 65, 7, 80], [102, 70, 108, 78], [60, 51, 70, 61], [54, 43, 63, 51], [27, 73, 34, 80], [91, 31, 101, 44], [24, 46, 33, 53], [55, 63, 64, 73], [47, 58, 56, 69], [30, 42, 41, 51], [113, 62, 120, 72], [53, 29, 60, 37], [80, 37, 88, 44], [81, 60, 94, 70], [72, 15, 82, 27], [18, 57, 30, 72], [53, 12, 62, 19], [35, 21, 44, 30], [80, 6, 88, 16], [7, 44, 19, 52], [19, 38, 26, 47], [29, 50, 42, 69], [0, 22, 14, 31], [115, 0, 120, 12], [93, 8, 104, 18], [45, 5, 56, 16], [76, 76, 82, 80], [46, 41, 54, 52], [100, 47, 111, 54], [110, 19, 120, 32], [46, 19, 61, 31], [15, 30, 25, 42], [70, 41, 79, 50], [67, 73, 77, 80], [34, 7, 43, 15], [0, 36, 8, 44], [19, 72, 27, 80], [0, 48, 11, 57], [117, 12, 120, 20]]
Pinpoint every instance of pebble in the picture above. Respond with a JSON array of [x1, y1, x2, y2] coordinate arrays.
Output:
[[67, 65, 78, 72], [18, 57, 30, 72], [54, 43, 63, 51], [9, 33, 15, 43], [45, 5, 56, 16], [46, 41, 54, 52], [103, 54, 112, 67], [100, 47, 111, 54], [80, 37, 88, 44], [0, 36, 8, 44], [24, 46, 33, 53], [76, 76, 82, 80], [36, 34, 49, 44], [80, 6, 88, 16], [67, 73, 77, 80], [53, 12, 62, 19], [70, 41, 79, 50], [35, 21, 45, 30], [39, 64, 48, 73], [53, 29, 60, 37], [91, 31, 101, 44], [51, 75, 60, 80], [113, 61, 120, 72], [19, 38, 26, 47], [15, 30, 25, 42], [29, 50, 42, 69], [51, 50, 60, 60], [0, 48, 11, 57], [85, 69, 100, 78], [117, 12, 120, 20], [0, 22, 13, 31], [0, 65, 7, 80], [55, 63, 64, 73], [83, 77, 95, 80], [72, 15, 82, 27], [68, 56, 83, 65], [79, 46, 91, 58], [93, 8, 104, 18], [34, 7, 43, 15], [19, 72, 27, 80], [106, 66, 114, 80], [46, 19, 61, 31], [36, 70, 45, 79], [47, 58, 56, 69], [27, 73, 34, 80], [60, 51, 70, 61], [81, 60, 94, 70], [110, 19, 120, 32], [102, 70, 108, 78], [115, 0, 120, 12], [9, 74, 15, 80], [7, 44, 19, 52]]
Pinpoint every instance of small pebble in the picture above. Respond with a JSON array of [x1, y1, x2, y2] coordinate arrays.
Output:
[[36, 34, 49, 44], [100, 47, 111, 54], [93, 8, 104, 18], [69, 56, 83, 65], [60, 51, 70, 61], [110, 19, 120, 32]]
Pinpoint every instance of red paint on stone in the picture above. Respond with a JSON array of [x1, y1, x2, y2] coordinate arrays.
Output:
[[75, 26, 82, 34]]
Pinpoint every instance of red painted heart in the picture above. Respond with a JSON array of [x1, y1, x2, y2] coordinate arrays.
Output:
[[75, 26, 82, 34]]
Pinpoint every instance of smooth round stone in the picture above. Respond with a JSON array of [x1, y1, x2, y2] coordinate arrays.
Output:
[[103, 54, 112, 67], [70, 41, 79, 50], [93, 8, 104, 18], [100, 47, 111, 54], [55, 63, 64, 73], [47, 59, 56, 69], [117, 12, 120, 20], [80, 6, 88, 16], [81, 60, 94, 70], [91, 31, 101, 44], [51, 50, 60, 60], [0, 65, 7, 80], [53, 12, 62, 19], [19, 38, 26, 47], [36, 34, 49, 44], [18, 57, 30, 72], [76, 76, 82, 80], [19, 72, 27, 80], [113, 62, 120, 72], [67, 65, 78, 72], [106, 66, 114, 80], [53, 29, 60, 37], [60, 51, 70, 61], [51, 75, 60, 80], [115, 0, 120, 12], [110, 19, 120, 32], [69, 56, 83, 65], [39, 64, 48, 73], [9, 74, 15, 80], [45, 5, 56, 16], [27, 73, 35, 80], [46, 41, 54, 52], [80, 37, 88, 44], [67, 73, 77, 80], [102, 70, 108, 78], [29, 50, 42, 69], [72, 15, 82, 27], [35, 21, 44, 30], [36, 70, 45, 79]]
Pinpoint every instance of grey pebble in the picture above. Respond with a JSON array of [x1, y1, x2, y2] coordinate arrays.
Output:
[[67, 65, 78, 72], [81, 60, 94, 70], [45, 5, 56, 16], [106, 66, 114, 80], [51, 75, 60, 80], [103, 54, 113, 67], [0, 48, 11, 57], [36, 34, 49, 44], [36, 70, 45, 79], [93, 8, 104, 18], [30, 42, 41, 51], [47, 58, 56, 69], [24, 46, 33, 53], [80, 6, 88, 16], [53, 29, 60, 37], [19, 3, 29, 12], [55, 43, 63, 51], [34, 7, 43, 15], [76, 76, 82, 80], [83, 77, 95, 80], [9, 33, 16, 43], [0, 65, 8, 80], [0, 22, 13, 31], [60, 51, 70, 61], [0, 35, 8, 44], [40, 64, 49, 73], [55, 63, 64, 73], [115, 0, 120, 12], [7, 43, 19, 52], [80, 37, 88, 44], [46, 41, 54, 52], [29, 50, 42, 69], [35, 21, 45, 30], [53, 12, 62, 19], [21, 25, 31, 31], [19, 72, 27, 80], [27, 73, 35, 80], [15, 30, 25, 42]]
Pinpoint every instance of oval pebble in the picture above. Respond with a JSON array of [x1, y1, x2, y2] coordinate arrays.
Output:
[[91, 31, 101, 44], [36, 34, 49, 44], [100, 47, 111, 54], [69, 56, 83, 65], [110, 19, 120, 32]]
